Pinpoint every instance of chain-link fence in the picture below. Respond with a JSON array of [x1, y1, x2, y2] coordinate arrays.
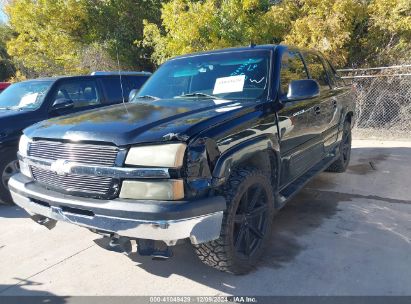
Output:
[[338, 65, 411, 140]]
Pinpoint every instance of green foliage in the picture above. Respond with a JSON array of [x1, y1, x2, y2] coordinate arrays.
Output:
[[281, 0, 368, 66], [6, 0, 89, 76], [365, 0, 411, 65], [84, 0, 164, 71], [143, 0, 282, 65], [144, 0, 370, 67], [2, 0, 411, 76], [0, 24, 15, 81], [5, 0, 164, 76]]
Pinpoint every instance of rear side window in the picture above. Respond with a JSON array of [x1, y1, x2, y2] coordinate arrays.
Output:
[[53, 80, 100, 108], [324, 59, 336, 85], [127, 76, 149, 91], [303, 53, 331, 89], [100, 77, 123, 103], [324, 59, 345, 87], [280, 51, 308, 95], [100, 76, 149, 103]]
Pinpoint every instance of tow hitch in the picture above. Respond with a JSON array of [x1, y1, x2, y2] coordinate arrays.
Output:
[[137, 239, 173, 260], [108, 236, 133, 255], [30, 214, 57, 230], [97, 235, 173, 260]]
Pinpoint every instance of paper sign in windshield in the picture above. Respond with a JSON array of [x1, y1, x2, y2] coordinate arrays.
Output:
[[213, 75, 245, 95], [19, 93, 39, 107]]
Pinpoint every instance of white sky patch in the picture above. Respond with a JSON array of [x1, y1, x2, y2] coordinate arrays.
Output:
[[213, 75, 245, 95]]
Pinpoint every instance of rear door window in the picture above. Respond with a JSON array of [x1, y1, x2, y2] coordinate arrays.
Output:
[[100, 76, 149, 103], [53, 79, 100, 108], [126, 76, 149, 92], [100, 77, 124, 103], [280, 51, 309, 95], [303, 53, 332, 89], [324, 59, 346, 87]]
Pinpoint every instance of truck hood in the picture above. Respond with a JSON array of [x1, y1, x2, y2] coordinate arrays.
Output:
[[24, 98, 252, 146]]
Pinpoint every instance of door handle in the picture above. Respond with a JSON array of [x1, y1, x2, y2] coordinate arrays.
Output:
[[314, 106, 321, 115]]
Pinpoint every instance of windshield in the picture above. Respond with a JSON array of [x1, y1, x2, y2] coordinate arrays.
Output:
[[134, 50, 271, 101], [0, 80, 53, 110]]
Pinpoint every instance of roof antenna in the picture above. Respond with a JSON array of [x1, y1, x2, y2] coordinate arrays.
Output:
[[115, 44, 129, 115]]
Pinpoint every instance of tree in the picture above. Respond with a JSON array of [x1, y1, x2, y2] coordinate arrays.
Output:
[[4, 0, 410, 75], [281, 0, 367, 67], [0, 23, 15, 81], [84, 0, 164, 72], [5, 0, 164, 76], [365, 0, 411, 65], [6, 0, 89, 76], [143, 0, 282, 65], [143, 0, 368, 67]]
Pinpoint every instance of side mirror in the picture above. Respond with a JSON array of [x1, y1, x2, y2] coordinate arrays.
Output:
[[51, 98, 74, 111], [129, 89, 139, 102], [283, 79, 320, 102]]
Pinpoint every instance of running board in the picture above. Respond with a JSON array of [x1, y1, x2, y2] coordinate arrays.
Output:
[[277, 155, 338, 209]]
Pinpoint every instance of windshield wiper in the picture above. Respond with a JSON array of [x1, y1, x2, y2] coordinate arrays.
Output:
[[135, 95, 160, 101], [177, 93, 220, 99]]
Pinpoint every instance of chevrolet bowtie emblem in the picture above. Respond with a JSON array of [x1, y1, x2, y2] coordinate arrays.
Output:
[[50, 159, 71, 176]]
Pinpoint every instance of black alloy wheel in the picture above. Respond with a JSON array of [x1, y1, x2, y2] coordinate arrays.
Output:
[[233, 183, 270, 258], [326, 120, 352, 173], [194, 167, 275, 274]]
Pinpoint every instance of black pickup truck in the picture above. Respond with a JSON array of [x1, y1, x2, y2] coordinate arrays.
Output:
[[10, 45, 354, 274], [0, 72, 150, 204]]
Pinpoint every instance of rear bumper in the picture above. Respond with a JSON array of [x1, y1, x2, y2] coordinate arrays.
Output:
[[9, 173, 226, 245]]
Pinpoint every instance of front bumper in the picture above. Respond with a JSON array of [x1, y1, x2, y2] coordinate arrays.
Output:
[[9, 173, 226, 245]]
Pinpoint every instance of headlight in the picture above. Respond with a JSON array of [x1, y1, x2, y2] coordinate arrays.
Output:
[[18, 134, 32, 178], [119, 179, 184, 200], [125, 143, 186, 168], [18, 134, 31, 157]]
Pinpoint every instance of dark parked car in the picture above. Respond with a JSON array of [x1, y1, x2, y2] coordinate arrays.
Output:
[[10, 45, 354, 274], [0, 82, 10, 93], [0, 72, 151, 204]]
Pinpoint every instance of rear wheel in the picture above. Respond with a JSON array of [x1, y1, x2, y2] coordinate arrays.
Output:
[[0, 148, 19, 205], [326, 120, 352, 173], [194, 167, 274, 274]]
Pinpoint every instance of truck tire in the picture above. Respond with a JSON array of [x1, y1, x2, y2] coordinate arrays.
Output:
[[194, 167, 274, 274], [0, 148, 19, 205], [326, 120, 352, 173]]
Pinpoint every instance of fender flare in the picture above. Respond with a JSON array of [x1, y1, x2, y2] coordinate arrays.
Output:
[[211, 135, 280, 187]]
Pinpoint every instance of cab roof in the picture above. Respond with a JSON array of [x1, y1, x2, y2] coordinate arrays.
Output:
[[171, 44, 281, 60], [18, 73, 151, 83]]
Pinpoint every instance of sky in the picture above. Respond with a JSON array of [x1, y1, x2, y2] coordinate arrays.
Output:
[[0, 12, 6, 23], [0, 3, 6, 23]]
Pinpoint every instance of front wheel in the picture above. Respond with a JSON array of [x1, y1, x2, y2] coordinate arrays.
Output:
[[194, 167, 275, 274], [326, 120, 352, 173], [0, 148, 19, 205]]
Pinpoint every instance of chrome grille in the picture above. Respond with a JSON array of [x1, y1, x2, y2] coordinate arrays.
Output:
[[31, 167, 113, 195], [28, 140, 119, 198], [29, 141, 118, 166]]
